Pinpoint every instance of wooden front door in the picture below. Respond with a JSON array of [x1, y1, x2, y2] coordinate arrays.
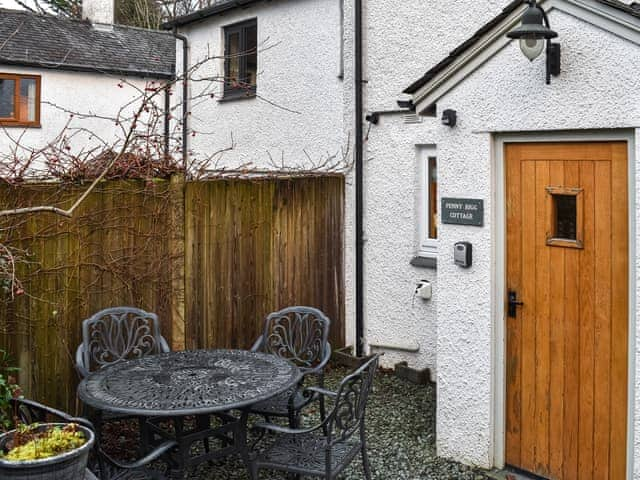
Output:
[[505, 142, 628, 480]]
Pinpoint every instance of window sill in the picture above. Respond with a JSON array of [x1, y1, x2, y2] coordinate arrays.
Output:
[[0, 122, 41, 128], [410, 255, 437, 269], [218, 92, 257, 103]]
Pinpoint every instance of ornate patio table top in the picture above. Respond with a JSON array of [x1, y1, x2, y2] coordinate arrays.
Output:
[[77, 349, 302, 417]]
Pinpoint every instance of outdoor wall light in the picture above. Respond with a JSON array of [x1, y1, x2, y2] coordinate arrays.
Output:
[[507, 0, 561, 84], [441, 109, 457, 127]]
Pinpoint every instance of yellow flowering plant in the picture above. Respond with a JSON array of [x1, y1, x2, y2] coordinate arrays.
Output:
[[2, 423, 86, 461]]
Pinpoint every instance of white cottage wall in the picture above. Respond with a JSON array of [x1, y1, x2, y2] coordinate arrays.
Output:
[[362, 0, 509, 371], [424, 7, 640, 470], [176, 0, 344, 172], [0, 65, 167, 166]]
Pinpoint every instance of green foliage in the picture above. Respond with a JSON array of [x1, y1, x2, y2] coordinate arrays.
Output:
[[0, 349, 20, 432], [2, 423, 86, 461]]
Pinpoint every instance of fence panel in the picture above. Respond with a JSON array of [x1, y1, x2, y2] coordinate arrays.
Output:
[[0, 175, 345, 412], [0, 181, 174, 412], [184, 177, 345, 351]]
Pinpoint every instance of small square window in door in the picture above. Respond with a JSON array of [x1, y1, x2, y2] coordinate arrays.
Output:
[[545, 186, 583, 248]]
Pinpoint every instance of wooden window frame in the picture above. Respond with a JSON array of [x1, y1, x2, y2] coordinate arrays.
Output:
[[418, 146, 438, 258], [222, 19, 257, 99], [0, 73, 41, 127], [545, 185, 584, 249]]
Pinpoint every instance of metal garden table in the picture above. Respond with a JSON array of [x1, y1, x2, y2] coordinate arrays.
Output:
[[77, 349, 302, 479]]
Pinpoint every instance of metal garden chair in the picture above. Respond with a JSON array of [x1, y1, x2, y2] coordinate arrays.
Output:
[[248, 354, 380, 480], [9, 397, 176, 480], [75, 307, 170, 379], [248, 306, 332, 428], [75, 307, 171, 447]]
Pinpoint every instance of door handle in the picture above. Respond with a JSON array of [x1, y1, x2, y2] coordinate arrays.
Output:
[[508, 290, 524, 318]]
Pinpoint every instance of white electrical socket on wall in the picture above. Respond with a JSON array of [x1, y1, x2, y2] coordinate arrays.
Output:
[[415, 280, 432, 300]]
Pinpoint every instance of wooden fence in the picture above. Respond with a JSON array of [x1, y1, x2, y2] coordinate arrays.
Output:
[[184, 177, 345, 351], [0, 175, 344, 412], [0, 180, 177, 411]]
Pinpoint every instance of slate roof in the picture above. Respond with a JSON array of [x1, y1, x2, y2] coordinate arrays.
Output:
[[0, 8, 176, 78], [162, 0, 265, 29], [404, 0, 640, 94]]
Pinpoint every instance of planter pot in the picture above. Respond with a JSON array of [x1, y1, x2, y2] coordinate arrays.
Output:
[[0, 423, 95, 480]]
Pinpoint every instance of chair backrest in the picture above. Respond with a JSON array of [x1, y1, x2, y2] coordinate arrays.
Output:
[[79, 307, 169, 376], [254, 306, 330, 372], [327, 354, 380, 445]]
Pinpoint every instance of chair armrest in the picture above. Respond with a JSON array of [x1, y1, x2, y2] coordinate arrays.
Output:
[[100, 440, 177, 470], [10, 398, 94, 431], [159, 335, 171, 353], [75, 344, 89, 379], [252, 422, 321, 436], [303, 386, 337, 399], [250, 335, 263, 353]]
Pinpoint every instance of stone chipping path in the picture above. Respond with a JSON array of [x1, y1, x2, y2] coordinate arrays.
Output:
[[191, 364, 493, 480]]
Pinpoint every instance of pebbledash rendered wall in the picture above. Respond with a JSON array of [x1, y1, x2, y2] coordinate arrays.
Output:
[[360, 0, 506, 372], [411, 6, 640, 473], [0, 65, 166, 160], [176, 0, 344, 173]]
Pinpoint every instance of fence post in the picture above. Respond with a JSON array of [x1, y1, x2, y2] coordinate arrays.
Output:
[[169, 174, 186, 351]]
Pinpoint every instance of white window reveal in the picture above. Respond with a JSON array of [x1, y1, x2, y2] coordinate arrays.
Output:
[[417, 145, 437, 258]]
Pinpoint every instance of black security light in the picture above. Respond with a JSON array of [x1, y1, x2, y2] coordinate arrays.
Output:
[[507, 0, 561, 84]]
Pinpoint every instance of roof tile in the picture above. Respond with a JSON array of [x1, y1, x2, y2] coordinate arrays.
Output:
[[0, 8, 175, 78]]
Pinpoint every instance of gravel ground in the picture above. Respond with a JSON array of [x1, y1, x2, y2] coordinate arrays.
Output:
[[103, 364, 492, 479]]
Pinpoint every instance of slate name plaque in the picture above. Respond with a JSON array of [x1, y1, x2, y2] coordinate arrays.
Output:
[[441, 198, 484, 226]]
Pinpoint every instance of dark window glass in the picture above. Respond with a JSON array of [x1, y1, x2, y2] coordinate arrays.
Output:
[[226, 31, 241, 85], [245, 24, 257, 87], [554, 194, 577, 240], [224, 20, 257, 97], [0, 79, 15, 118]]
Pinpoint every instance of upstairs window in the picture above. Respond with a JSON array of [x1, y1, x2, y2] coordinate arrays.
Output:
[[223, 19, 257, 98], [0, 74, 40, 127]]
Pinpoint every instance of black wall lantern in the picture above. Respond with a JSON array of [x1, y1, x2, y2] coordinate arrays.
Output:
[[507, 0, 561, 84]]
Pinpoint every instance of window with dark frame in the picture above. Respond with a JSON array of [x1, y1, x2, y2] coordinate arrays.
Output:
[[0, 74, 40, 126], [223, 19, 257, 97]]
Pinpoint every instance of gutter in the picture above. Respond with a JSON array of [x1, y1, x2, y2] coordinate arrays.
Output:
[[161, 0, 260, 29], [164, 85, 171, 160], [354, 0, 364, 357], [0, 57, 174, 80], [172, 28, 189, 170]]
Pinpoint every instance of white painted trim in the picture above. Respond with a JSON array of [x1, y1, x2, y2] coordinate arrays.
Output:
[[412, 4, 526, 113], [492, 129, 636, 478], [417, 145, 438, 258], [413, 0, 640, 113]]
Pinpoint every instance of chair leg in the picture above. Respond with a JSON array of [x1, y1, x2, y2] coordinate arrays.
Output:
[[320, 394, 328, 435], [319, 391, 327, 422], [287, 409, 298, 429], [196, 415, 210, 453], [139, 416, 150, 456], [361, 438, 372, 480], [248, 462, 259, 480]]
